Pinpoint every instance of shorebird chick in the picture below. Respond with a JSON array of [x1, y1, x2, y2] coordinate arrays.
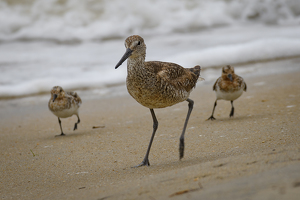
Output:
[[115, 35, 203, 167], [48, 86, 82, 136], [207, 65, 247, 120]]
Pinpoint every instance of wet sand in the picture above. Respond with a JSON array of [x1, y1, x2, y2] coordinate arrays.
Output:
[[0, 59, 300, 200]]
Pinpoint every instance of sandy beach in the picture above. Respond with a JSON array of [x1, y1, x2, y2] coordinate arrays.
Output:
[[1, 58, 300, 200]]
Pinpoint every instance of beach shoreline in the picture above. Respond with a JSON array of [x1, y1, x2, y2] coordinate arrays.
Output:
[[1, 58, 300, 199]]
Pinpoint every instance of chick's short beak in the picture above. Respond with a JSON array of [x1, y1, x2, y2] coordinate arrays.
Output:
[[52, 94, 58, 102], [227, 74, 233, 82]]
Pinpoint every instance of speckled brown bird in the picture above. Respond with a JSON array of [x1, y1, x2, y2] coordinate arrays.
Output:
[[207, 65, 247, 120], [48, 86, 82, 136], [115, 35, 203, 167]]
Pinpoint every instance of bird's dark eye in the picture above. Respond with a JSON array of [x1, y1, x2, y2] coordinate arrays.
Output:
[[137, 41, 141, 45], [60, 89, 62, 92]]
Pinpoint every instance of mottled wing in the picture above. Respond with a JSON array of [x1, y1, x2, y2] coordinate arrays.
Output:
[[48, 98, 52, 111], [188, 65, 200, 78], [213, 77, 221, 91], [145, 61, 199, 92], [244, 81, 247, 92], [66, 91, 82, 105], [236, 75, 247, 92]]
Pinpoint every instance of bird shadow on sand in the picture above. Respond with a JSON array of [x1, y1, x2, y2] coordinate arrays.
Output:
[[129, 154, 229, 174], [205, 113, 268, 123], [45, 127, 104, 140]]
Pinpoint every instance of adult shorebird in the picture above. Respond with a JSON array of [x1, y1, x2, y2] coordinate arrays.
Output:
[[115, 35, 203, 167], [48, 86, 82, 136], [207, 65, 247, 120]]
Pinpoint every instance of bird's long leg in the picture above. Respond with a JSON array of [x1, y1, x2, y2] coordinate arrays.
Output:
[[73, 114, 80, 130], [207, 100, 217, 120], [230, 100, 234, 117], [179, 98, 194, 160], [133, 108, 158, 167], [56, 117, 65, 136]]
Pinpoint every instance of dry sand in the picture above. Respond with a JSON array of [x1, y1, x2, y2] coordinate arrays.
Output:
[[0, 58, 300, 200]]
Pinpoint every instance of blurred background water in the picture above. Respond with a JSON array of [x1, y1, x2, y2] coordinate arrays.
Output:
[[0, 0, 300, 100]]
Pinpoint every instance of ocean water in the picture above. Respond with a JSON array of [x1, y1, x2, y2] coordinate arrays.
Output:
[[0, 0, 300, 99]]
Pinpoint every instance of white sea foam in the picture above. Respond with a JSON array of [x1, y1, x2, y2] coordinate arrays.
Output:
[[0, 0, 300, 42], [166, 37, 300, 68], [0, 0, 300, 98]]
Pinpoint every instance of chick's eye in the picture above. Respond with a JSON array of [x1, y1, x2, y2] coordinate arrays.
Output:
[[137, 41, 141, 45]]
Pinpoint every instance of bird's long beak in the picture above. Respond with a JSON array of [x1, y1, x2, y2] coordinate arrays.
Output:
[[227, 74, 233, 82], [52, 94, 58, 102], [115, 48, 133, 69]]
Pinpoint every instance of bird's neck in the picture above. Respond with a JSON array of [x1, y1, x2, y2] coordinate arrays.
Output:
[[127, 54, 146, 74]]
